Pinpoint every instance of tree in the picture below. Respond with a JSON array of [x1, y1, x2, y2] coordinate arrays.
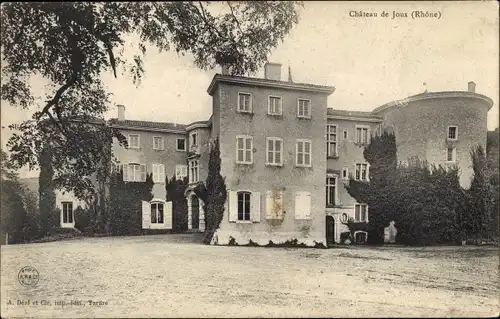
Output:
[[486, 128, 499, 239], [108, 168, 154, 236], [166, 175, 188, 232], [1, 2, 302, 198], [202, 138, 227, 244], [1, 149, 39, 244], [345, 131, 398, 244], [465, 145, 495, 241]]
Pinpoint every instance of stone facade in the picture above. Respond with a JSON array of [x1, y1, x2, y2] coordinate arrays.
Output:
[[53, 65, 493, 246]]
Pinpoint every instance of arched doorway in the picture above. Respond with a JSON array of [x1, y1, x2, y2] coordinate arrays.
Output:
[[191, 195, 200, 230], [185, 189, 205, 232], [326, 215, 335, 246]]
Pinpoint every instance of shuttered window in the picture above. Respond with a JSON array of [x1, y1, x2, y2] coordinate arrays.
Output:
[[294, 192, 311, 220]]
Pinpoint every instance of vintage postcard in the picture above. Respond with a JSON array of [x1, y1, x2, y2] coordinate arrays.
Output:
[[1, 1, 498, 318]]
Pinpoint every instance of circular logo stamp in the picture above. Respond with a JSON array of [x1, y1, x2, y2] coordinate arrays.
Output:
[[18, 266, 39, 287]]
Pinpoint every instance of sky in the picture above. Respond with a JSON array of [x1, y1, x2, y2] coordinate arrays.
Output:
[[1, 1, 499, 177]]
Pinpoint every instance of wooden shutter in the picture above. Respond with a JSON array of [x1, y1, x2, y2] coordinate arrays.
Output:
[[266, 190, 283, 220], [303, 192, 311, 219], [140, 164, 147, 182], [275, 190, 283, 220], [251, 192, 261, 222], [294, 192, 303, 219], [229, 191, 237, 222], [152, 164, 158, 183], [122, 164, 128, 181], [164, 202, 172, 229], [265, 190, 273, 219], [142, 201, 151, 229], [159, 165, 165, 183]]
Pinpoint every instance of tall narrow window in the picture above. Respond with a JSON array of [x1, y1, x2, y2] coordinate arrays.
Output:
[[327, 125, 338, 157], [448, 126, 458, 140], [188, 160, 199, 183], [342, 167, 349, 180], [343, 129, 348, 140], [237, 191, 251, 221], [326, 176, 337, 207], [297, 99, 311, 118], [152, 164, 165, 183], [62, 202, 74, 224], [176, 138, 186, 151], [151, 202, 164, 224], [236, 135, 253, 164], [268, 96, 282, 115], [266, 137, 283, 166], [355, 204, 368, 222], [296, 140, 312, 167], [238, 93, 252, 113], [446, 147, 456, 162], [355, 163, 368, 181]]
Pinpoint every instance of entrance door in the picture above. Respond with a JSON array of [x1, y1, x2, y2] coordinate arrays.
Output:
[[326, 216, 335, 246], [191, 196, 200, 230]]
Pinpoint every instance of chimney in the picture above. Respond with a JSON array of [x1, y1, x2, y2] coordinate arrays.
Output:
[[221, 65, 231, 75], [264, 62, 282, 81], [468, 81, 476, 93], [117, 104, 125, 121]]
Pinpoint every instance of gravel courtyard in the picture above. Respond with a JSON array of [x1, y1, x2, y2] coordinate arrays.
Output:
[[1, 234, 498, 318]]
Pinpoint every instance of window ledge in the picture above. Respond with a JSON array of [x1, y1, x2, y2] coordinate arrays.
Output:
[[61, 223, 75, 229], [267, 113, 283, 118], [236, 162, 253, 165], [150, 223, 166, 229], [176, 149, 186, 152], [327, 155, 339, 159], [297, 116, 311, 120], [237, 110, 253, 115], [236, 220, 253, 224], [266, 163, 283, 167], [295, 165, 312, 168]]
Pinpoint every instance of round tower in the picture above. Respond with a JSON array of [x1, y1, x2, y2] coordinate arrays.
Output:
[[372, 82, 494, 188]]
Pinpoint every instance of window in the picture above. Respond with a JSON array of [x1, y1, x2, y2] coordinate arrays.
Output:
[[268, 96, 282, 115], [62, 202, 74, 224], [190, 132, 198, 146], [175, 164, 188, 180], [266, 137, 283, 166], [355, 204, 368, 222], [237, 191, 251, 221], [297, 99, 311, 118], [355, 163, 369, 181], [176, 138, 186, 151], [128, 134, 140, 149], [153, 136, 164, 150], [152, 163, 165, 183], [188, 160, 199, 183], [123, 163, 146, 182], [343, 129, 348, 140], [342, 167, 349, 180], [236, 135, 253, 164], [327, 125, 338, 157], [296, 139, 312, 167], [446, 147, 456, 162], [355, 126, 369, 144], [151, 202, 164, 224], [326, 176, 337, 207], [238, 92, 252, 113], [448, 126, 458, 140]]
